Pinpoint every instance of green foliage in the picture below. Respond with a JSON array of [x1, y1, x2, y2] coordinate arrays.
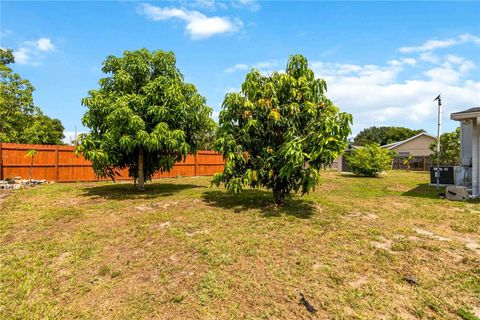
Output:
[[457, 308, 480, 320], [197, 121, 218, 151], [213, 54, 352, 203], [25, 149, 38, 159], [0, 48, 65, 144], [402, 154, 414, 170], [430, 128, 460, 165], [346, 143, 393, 177], [0, 48, 36, 142], [353, 126, 424, 146], [22, 113, 65, 145], [77, 49, 214, 188]]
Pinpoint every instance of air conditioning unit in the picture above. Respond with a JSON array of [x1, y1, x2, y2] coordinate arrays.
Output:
[[430, 166, 455, 185]]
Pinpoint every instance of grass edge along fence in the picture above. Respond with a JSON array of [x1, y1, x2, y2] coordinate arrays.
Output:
[[0, 142, 224, 182]]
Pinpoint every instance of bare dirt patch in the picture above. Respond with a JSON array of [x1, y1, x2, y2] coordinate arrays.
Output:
[[414, 228, 452, 241], [348, 211, 378, 220], [460, 237, 480, 255], [371, 236, 393, 252]]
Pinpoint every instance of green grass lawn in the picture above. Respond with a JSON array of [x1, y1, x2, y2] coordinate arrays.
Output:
[[1, 171, 479, 319]]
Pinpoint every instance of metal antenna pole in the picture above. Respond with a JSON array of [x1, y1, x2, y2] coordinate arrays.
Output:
[[434, 94, 442, 193]]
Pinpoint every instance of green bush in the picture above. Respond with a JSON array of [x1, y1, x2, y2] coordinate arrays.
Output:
[[346, 143, 393, 177]]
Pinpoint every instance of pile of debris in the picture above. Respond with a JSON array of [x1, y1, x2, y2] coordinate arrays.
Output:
[[0, 177, 47, 190]]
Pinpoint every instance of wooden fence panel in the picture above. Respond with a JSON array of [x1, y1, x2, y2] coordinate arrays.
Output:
[[0, 142, 225, 182]]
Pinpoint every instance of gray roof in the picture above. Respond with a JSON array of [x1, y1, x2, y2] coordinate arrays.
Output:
[[451, 107, 480, 120]]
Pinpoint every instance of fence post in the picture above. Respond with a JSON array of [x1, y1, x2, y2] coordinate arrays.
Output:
[[194, 153, 198, 176], [55, 146, 59, 181], [0, 142, 3, 181]]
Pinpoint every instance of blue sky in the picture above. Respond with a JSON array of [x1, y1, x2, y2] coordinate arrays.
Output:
[[1, 0, 479, 143]]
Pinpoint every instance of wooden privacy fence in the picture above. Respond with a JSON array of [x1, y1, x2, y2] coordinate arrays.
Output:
[[0, 142, 225, 182]]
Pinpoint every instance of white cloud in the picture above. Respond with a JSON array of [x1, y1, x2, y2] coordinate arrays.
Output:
[[253, 60, 278, 69], [399, 33, 480, 53], [224, 60, 279, 74], [388, 58, 416, 67], [225, 63, 248, 73], [313, 62, 402, 85], [311, 53, 480, 134], [12, 37, 55, 65], [401, 58, 417, 66], [419, 52, 440, 64], [139, 3, 242, 39], [444, 54, 476, 73], [186, 0, 228, 10], [232, 0, 261, 12], [13, 47, 31, 64], [424, 66, 461, 84], [35, 38, 55, 52]]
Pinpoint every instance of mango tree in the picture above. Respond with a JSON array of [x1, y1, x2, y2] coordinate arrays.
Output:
[[213, 54, 352, 203], [77, 49, 214, 190]]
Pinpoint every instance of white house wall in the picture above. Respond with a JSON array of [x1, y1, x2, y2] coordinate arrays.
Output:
[[472, 118, 480, 196]]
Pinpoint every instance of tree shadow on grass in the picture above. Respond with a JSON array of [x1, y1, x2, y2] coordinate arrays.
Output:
[[201, 189, 317, 219], [402, 183, 443, 199], [402, 183, 480, 203], [82, 182, 200, 200]]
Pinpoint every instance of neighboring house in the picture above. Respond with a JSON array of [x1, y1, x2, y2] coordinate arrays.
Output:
[[383, 132, 436, 171], [381, 132, 436, 157], [450, 107, 480, 197]]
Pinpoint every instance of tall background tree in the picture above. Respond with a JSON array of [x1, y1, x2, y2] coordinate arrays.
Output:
[[214, 54, 352, 203], [353, 126, 424, 146], [77, 49, 214, 190], [0, 48, 64, 144], [430, 127, 460, 165]]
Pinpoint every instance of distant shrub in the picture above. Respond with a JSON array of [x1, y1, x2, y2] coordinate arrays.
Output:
[[346, 143, 393, 177]]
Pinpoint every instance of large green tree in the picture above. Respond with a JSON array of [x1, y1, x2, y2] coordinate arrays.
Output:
[[353, 126, 424, 146], [77, 49, 214, 190], [0, 48, 36, 142], [22, 113, 65, 145], [430, 128, 460, 165], [0, 48, 65, 144], [213, 54, 352, 203]]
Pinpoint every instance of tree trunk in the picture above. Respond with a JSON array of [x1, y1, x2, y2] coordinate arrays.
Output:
[[273, 188, 284, 205], [138, 147, 145, 191], [29, 158, 33, 183]]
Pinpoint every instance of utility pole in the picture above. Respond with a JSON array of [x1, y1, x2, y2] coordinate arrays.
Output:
[[74, 126, 77, 147], [434, 94, 442, 194]]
